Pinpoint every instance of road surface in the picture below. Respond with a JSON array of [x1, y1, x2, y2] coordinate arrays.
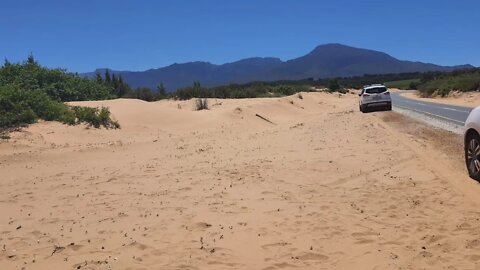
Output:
[[391, 92, 474, 125]]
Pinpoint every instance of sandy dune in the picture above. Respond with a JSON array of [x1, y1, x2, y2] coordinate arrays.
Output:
[[1, 92, 480, 269], [402, 90, 480, 108]]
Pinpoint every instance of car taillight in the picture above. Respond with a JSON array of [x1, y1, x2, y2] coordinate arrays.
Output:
[[363, 93, 370, 96]]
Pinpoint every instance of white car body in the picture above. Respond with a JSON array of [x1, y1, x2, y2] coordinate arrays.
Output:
[[464, 107, 480, 180], [465, 107, 480, 136], [359, 84, 392, 112]]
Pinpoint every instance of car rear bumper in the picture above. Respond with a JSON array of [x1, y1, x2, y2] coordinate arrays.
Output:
[[365, 101, 391, 107]]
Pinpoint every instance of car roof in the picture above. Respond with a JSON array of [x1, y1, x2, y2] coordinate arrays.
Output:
[[363, 84, 387, 90]]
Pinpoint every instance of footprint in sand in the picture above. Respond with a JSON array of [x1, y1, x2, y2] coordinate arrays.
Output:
[[262, 262, 296, 270], [261, 242, 291, 250], [297, 252, 329, 261]]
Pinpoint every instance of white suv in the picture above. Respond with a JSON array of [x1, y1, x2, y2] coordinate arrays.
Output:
[[359, 84, 392, 112], [464, 108, 480, 180]]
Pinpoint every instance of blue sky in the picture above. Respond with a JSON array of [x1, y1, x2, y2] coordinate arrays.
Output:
[[1, 0, 479, 72]]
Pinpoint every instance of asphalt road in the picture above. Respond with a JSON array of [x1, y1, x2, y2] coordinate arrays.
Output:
[[391, 92, 474, 125]]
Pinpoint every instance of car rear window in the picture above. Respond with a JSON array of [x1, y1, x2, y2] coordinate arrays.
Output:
[[365, 87, 387, 94]]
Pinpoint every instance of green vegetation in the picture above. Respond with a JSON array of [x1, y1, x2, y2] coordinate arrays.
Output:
[[1, 56, 116, 101], [172, 81, 312, 100], [170, 69, 480, 99], [170, 73, 427, 100], [123, 87, 167, 101], [329, 72, 423, 89], [327, 78, 341, 92], [415, 69, 480, 97], [385, 79, 421, 89], [0, 56, 121, 132], [72, 106, 120, 129], [0, 84, 73, 128], [351, 69, 480, 97]]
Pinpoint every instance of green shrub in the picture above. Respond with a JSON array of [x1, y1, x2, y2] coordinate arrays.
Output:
[[0, 57, 123, 132], [0, 85, 58, 128], [271, 85, 296, 96], [416, 69, 480, 97], [327, 79, 341, 92], [0, 85, 119, 131], [0, 57, 115, 102], [173, 82, 311, 100], [72, 106, 120, 129], [123, 87, 166, 101]]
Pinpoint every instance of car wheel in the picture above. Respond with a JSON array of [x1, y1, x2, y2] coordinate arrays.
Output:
[[465, 132, 480, 181], [361, 105, 368, 113], [386, 104, 392, 111], [359, 104, 363, 112]]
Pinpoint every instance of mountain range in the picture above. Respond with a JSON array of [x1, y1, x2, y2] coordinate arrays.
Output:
[[82, 44, 474, 91]]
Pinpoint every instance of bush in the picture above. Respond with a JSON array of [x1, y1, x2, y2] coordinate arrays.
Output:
[[195, 98, 208, 110], [409, 81, 420, 90], [0, 57, 122, 132], [0, 85, 119, 131], [327, 79, 341, 92], [123, 87, 166, 102], [0, 57, 115, 102], [72, 106, 120, 129], [271, 85, 296, 96], [416, 69, 480, 97], [0, 85, 70, 128], [173, 81, 311, 100]]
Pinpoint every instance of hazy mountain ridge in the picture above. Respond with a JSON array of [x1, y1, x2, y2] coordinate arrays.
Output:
[[82, 44, 474, 90]]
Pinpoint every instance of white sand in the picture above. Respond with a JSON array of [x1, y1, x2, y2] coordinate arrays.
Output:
[[1, 92, 479, 269]]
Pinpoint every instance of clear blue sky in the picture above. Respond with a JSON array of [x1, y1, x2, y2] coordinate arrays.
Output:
[[1, 0, 479, 72]]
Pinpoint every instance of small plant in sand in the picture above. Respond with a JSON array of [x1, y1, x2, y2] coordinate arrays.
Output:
[[298, 93, 303, 99], [72, 106, 120, 129], [195, 98, 209, 111]]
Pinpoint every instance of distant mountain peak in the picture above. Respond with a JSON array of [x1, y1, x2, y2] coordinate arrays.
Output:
[[308, 43, 390, 58], [82, 43, 473, 90], [229, 57, 282, 64]]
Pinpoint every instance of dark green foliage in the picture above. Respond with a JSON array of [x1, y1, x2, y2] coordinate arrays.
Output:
[[113, 75, 131, 98], [0, 85, 119, 130], [95, 71, 103, 84], [0, 85, 74, 128], [0, 58, 114, 101], [0, 56, 120, 131], [271, 85, 296, 96], [157, 83, 167, 98], [169, 69, 480, 99], [172, 81, 311, 100], [195, 98, 208, 111], [327, 78, 341, 92], [124, 87, 165, 101], [415, 69, 480, 96], [330, 69, 480, 97], [384, 79, 421, 89], [409, 81, 420, 90], [72, 106, 120, 129], [327, 72, 423, 89], [104, 69, 112, 85]]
